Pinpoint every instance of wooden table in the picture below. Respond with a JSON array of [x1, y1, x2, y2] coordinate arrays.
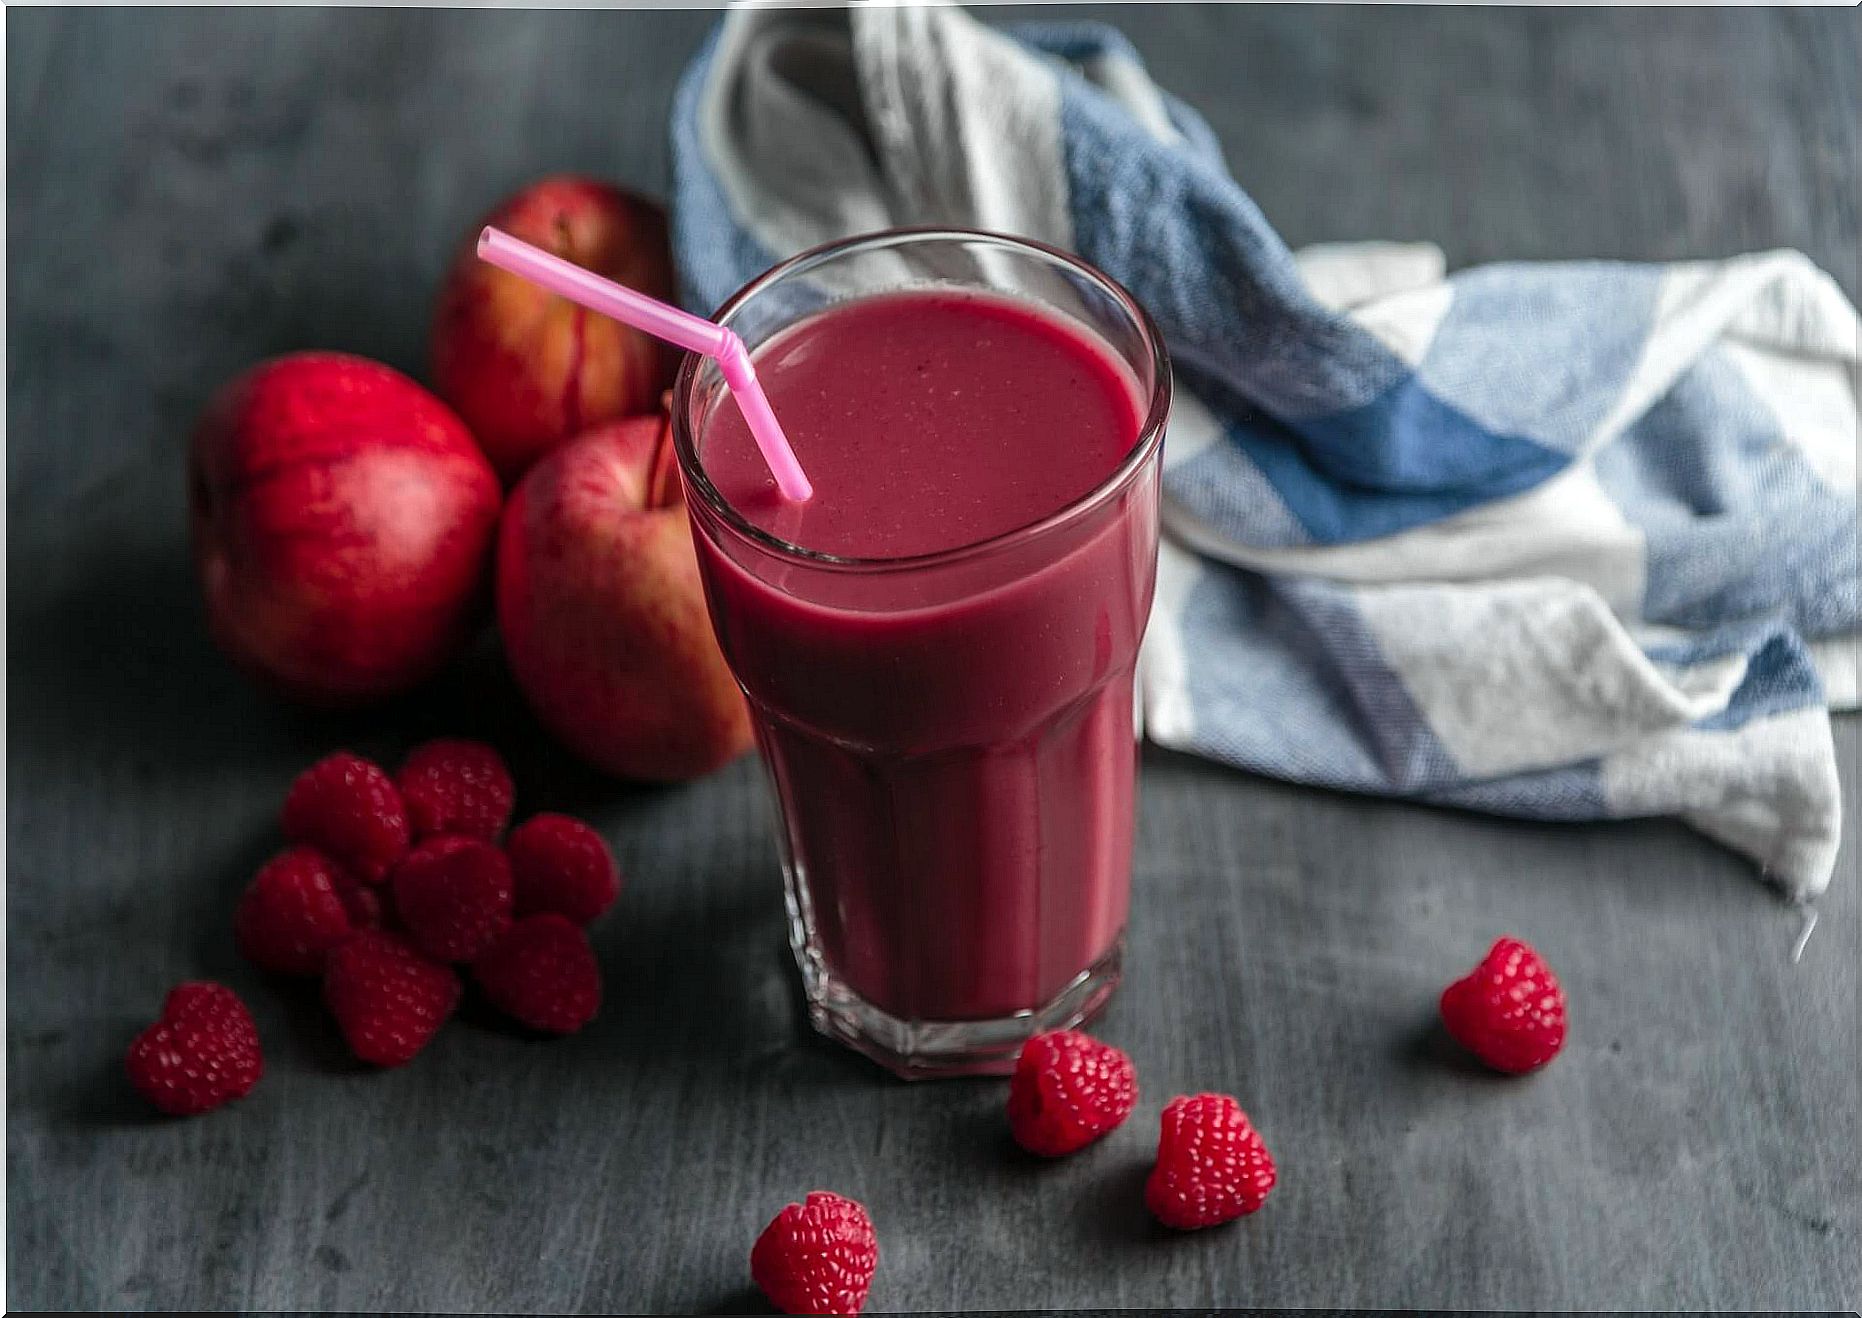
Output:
[[7, 6, 1856, 1311]]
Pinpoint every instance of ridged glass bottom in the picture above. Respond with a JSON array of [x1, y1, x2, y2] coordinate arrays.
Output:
[[786, 885, 1124, 1079], [753, 673, 1136, 1078]]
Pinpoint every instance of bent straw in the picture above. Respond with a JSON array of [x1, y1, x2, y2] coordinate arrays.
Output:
[[476, 226, 812, 502]]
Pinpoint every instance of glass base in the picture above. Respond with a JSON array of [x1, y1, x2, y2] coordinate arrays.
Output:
[[793, 939, 1124, 1080]]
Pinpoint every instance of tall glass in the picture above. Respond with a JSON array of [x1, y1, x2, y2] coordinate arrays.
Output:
[[672, 230, 1170, 1077]]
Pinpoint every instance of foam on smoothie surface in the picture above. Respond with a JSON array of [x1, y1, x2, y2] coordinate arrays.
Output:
[[698, 289, 1144, 560]]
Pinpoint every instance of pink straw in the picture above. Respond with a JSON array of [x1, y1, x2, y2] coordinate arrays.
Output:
[[476, 226, 813, 502]]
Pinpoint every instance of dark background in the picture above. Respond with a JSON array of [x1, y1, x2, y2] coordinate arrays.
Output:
[[7, 6, 1857, 1312]]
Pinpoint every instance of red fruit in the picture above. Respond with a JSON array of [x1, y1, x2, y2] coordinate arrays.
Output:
[[1145, 1093, 1277, 1229], [431, 175, 678, 483], [497, 416, 753, 780], [188, 352, 501, 706], [749, 1191, 878, 1316], [234, 847, 354, 976], [125, 982, 263, 1116], [397, 739, 515, 840], [1440, 936, 1568, 1074], [1006, 1030, 1138, 1157], [389, 835, 514, 963], [506, 814, 620, 924], [472, 914, 601, 1035], [323, 930, 461, 1067], [281, 751, 410, 883]]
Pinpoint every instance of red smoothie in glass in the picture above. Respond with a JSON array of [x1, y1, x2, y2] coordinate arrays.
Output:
[[691, 287, 1158, 1027]]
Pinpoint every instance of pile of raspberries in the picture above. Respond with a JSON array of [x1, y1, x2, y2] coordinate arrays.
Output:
[[125, 739, 619, 1116]]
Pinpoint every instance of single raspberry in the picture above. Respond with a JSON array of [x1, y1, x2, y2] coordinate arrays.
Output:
[[506, 814, 620, 925], [1007, 1030, 1138, 1157], [125, 982, 263, 1116], [389, 835, 514, 962], [234, 847, 354, 976], [750, 1191, 878, 1316], [323, 930, 460, 1067], [1145, 1093, 1277, 1229], [471, 914, 601, 1035], [1440, 936, 1568, 1074], [396, 739, 514, 841], [281, 751, 410, 883]]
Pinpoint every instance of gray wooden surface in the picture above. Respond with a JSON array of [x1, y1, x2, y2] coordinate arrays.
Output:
[[7, 6, 1857, 1312]]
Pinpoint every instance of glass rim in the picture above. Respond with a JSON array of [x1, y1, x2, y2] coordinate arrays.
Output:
[[670, 226, 1172, 573]]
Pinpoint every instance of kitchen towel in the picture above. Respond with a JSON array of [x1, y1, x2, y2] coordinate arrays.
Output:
[[669, 6, 1859, 897]]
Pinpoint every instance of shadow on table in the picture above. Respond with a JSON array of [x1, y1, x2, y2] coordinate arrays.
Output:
[[1073, 1154, 1175, 1248], [582, 848, 904, 1094], [56, 1033, 177, 1131], [693, 1284, 775, 1315], [1391, 1012, 1517, 1080]]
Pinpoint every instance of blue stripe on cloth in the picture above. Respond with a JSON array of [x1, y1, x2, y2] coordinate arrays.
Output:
[[1164, 413, 1315, 549], [1695, 629, 1827, 730], [1177, 566, 1461, 793], [1055, 74, 1577, 544], [1644, 623, 1827, 730], [1167, 366, 1571, 544], [1422, 764, 1610, 820], [1054, 75, 1405, 417], [1594, 347, 1861, 638], [1414, 262, 1662, 455], [1225, 379, 1571, 542]]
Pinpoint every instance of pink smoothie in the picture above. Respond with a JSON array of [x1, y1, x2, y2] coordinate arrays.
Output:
[[692, 289, 1157, 1023]]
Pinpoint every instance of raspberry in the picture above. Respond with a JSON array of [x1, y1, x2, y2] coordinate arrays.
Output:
[[281, 751, 410, 883], [324, 930, 460, 1067], [390, 835, 514, 962], [506, 814, 620, 925], [1007, 1030, 1137, 1156], [1440, 936, 1567, 1074], [1145, 1093, 1277, 1229], [396, 739, 514, 841], [472, 914, 601, 1035], [750, 1191, 878, 1316], [234, 847, 354, 976], [125, 982, 263, 1116]]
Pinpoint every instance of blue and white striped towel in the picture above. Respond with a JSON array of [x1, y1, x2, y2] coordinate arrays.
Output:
[[669, 7, 1859, 897]]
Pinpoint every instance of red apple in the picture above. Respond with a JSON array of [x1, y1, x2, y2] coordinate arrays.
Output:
[[431, 175, 678, 485], [496, 414, 752, 780], [190, 352, 502, 705]]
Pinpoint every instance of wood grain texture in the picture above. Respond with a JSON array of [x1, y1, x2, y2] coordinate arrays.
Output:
[[6, 6, 1857, 1311]]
